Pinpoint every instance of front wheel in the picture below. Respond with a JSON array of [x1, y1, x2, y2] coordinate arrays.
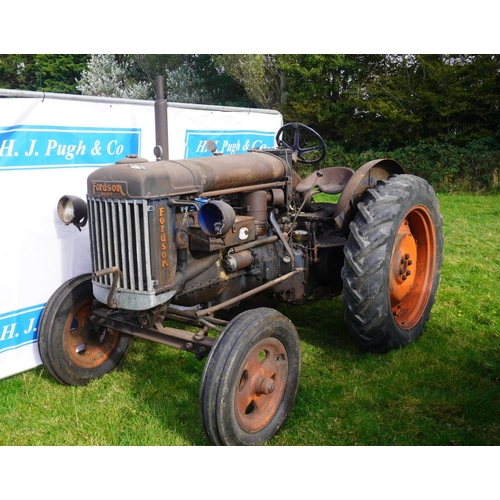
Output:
[[38, 274, 133, 386], [200, 308, 301, 445], [341, 175, 444, 352]]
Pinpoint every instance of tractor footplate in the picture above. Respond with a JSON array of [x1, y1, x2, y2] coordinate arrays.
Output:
[[315, 233, 347, 248]]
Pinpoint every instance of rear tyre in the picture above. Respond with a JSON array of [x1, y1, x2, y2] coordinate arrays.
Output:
[[38, 274, 132, 386], [341, 175, 443, 352], [200, 308, 301, 445]]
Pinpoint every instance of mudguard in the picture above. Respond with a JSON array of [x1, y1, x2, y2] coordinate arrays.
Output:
[[333, 158, 405, 235]]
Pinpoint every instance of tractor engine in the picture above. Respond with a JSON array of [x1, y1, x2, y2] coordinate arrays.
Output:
[[79, 148, 308, 317]]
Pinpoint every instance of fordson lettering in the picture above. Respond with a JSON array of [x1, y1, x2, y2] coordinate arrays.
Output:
[[159, 207, 168, 268], [92, 182, 126, 197]]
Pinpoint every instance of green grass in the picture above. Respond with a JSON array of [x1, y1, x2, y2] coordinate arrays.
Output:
[[1, 193, 499, 446]]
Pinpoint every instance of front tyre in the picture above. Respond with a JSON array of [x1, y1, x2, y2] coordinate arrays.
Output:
[[200, 308, 301, 445], [38, 274, 132, 386], [341, 175, 444, 352]]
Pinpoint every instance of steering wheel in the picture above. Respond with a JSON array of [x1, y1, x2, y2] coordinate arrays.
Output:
[[275, 122, 327, 164]]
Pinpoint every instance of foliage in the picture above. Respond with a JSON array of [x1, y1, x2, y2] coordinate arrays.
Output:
[[3, 53, 499, 191], [313, 136, 500, 192], [339, 55, 500, 151], [130, 54, 253, 106], [76, 54, 150, 100], [215, 54, 284, 108], [215, 54, 500, 153], [276, 54, 348, 138], [0, 54, 88, 94]]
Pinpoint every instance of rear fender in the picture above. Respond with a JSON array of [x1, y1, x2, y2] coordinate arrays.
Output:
[[333, 159, 404, 235]]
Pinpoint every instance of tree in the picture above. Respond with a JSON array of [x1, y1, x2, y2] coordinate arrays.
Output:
[[0, 54, 37, 90], [76, 54, 150, 99], [0, 54, 88, 94], [131, 54, 252, 106], [185, 55, 253, 107], [215, 55, 284, 109], [341, 54, 500, 150], [276, 54, 348, 138]]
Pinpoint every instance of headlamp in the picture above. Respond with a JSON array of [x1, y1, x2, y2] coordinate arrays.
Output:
[[57, 195, 88, 231]]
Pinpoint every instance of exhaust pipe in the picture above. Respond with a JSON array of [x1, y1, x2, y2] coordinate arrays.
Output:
[[154, 75, 169, 160]]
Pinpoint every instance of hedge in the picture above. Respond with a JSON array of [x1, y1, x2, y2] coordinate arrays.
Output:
[[307, 138, 500, 193]]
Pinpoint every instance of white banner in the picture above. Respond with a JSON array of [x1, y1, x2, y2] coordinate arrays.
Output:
[[0, 92, 282, 379]]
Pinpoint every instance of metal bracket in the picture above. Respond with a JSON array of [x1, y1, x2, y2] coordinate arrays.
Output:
[[93, 266, 121, 309]]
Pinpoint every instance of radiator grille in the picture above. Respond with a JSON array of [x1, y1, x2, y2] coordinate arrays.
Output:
[[88, 197, 153, 292]]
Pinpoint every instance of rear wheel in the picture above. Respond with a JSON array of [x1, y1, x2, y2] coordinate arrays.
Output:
[[341, 175, 443, 352], [38, 274, 132, 385], [200, 307, 301, 445]]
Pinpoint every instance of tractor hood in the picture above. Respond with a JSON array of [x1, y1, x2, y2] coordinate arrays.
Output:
[[87, 151, 288, 199]]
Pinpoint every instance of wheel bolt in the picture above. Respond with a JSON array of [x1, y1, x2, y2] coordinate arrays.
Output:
[[402, 275, 407, 281]]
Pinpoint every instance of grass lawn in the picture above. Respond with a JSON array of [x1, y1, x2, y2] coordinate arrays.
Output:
[[1, 193, 499, 446]]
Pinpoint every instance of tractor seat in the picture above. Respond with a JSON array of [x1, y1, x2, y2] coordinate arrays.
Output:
[[295, 167, 354, 195]]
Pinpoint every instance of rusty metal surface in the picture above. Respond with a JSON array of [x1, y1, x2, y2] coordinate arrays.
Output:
[[389, 206, 437, 329], [235, 337, 288, 433], [154, 75, 169, 160], [91, 307, 215, 358], [295, 166, 354, 194], [64, 296, 121, 369], [333, 159, 405, 234], [87, 151, 288, 199], [195, 268, 305, 318]]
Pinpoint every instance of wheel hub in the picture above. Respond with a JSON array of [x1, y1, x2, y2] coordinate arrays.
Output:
[[389, 206, 437, 329], [235, 337, 288, 433], [390, 221, 417, 305], [64, 299, 120, 369]]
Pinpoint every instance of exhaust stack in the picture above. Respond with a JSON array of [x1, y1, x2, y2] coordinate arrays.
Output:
[[154, 75, 169, 160]]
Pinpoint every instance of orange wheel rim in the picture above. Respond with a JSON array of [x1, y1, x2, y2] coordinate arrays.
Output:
[[64, 298, 120, 369], [235, 337, 288, 433], [389, 206, 436, 329]]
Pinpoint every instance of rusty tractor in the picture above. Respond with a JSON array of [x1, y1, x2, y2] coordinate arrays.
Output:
[[38, 77, 443, 445]]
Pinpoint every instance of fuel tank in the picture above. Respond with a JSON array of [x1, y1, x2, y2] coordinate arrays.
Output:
[[87, 151, 288, 199]]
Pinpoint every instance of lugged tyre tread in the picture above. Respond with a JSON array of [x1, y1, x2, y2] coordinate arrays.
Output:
[[341, 175, 444, 352]]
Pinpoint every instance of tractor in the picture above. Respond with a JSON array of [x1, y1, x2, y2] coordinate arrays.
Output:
[[38, 77, 443, 445]]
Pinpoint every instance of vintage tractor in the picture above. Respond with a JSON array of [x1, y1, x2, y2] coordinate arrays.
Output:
[[38, 78, 443, 445]]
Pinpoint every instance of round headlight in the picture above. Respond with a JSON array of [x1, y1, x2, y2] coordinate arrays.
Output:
[[57, 195, 88, 229]]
